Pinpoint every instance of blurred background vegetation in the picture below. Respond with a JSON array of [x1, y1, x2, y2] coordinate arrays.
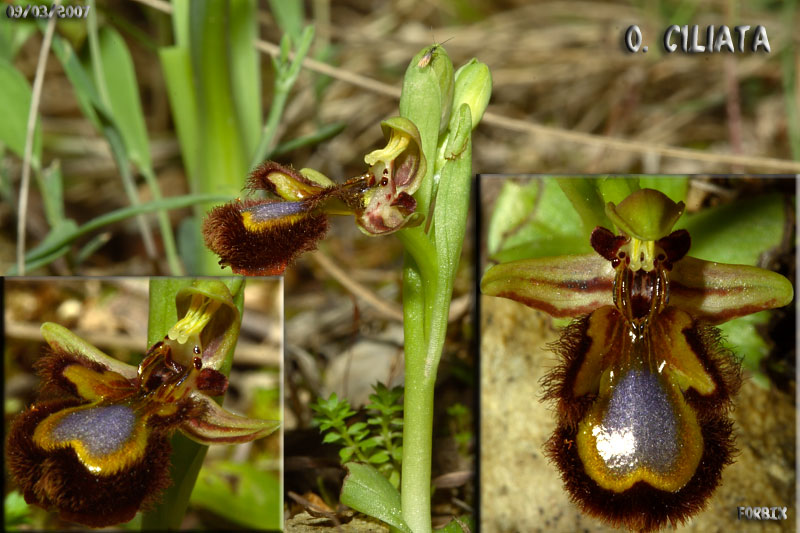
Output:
[[1, 0, 797, 274]]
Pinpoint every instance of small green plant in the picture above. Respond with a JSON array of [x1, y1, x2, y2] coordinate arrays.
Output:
[[312, 383, 404, 488], [446, 403, 472, 458], [4, 490, 33, 530]]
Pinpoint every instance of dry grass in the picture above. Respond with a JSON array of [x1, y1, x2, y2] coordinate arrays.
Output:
[[3, 1, 797, 272]]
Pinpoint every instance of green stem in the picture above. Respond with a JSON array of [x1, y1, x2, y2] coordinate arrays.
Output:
[[396, 227, 438, 337], [141, 277, 245, 530], [400, 361, 435, 533], [397, 234, 441, 533], [250, 26, 315, 168]]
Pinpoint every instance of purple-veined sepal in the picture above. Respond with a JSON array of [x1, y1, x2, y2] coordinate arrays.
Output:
[[481, 245, 793, 323], [480, 253, 615, 318], [180, 393, 280, 444], [670, 256, 794, 324]]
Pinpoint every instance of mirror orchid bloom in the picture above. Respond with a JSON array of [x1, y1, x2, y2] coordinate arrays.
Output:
[[6, 281, 279, 527], [202, 117, 426, 275], [481, 188, 793, 531]]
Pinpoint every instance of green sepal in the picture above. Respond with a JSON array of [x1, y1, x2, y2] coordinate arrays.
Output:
[[606, 188, 685, 241], [41, 322, 138, 380]]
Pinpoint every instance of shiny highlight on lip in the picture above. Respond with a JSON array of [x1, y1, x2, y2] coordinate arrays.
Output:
[[541, 226, 742, 531], [482, 188, 792, 531]]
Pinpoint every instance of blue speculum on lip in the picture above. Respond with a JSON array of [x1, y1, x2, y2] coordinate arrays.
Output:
[[591, 368, 681, 474], [573, 316, 705, 495], [482, 189, 793, 532], [34, 403, 146, 475], [542, 222, 742, 531], [49, 404, 136, 457]]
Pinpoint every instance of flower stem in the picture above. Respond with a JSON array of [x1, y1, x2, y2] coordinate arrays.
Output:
[[141, 277, 245, 530]]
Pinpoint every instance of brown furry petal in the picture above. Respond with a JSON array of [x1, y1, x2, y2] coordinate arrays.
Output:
[[247, 161, 317, 194], [202, 199, 329, 275], [682, 319, 743, 412], [33, 349, 108, 400], [7, 399, 176, 527], [540, 314, 596, 427]]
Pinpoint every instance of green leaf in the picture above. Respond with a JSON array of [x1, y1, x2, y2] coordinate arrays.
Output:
[[391, 447, 403, 461], [361, 436, 380, 450], [0, 57, 42, 169], [267, 0, 304, 42], [190, 461, 281, 530], [159, 46, 200, 183], [48, 33, 106, 130], [347, 422, 367, 435], [322, 432, 342, 444], [38, 161, 66, 227], [11, 193, 232, 274], [488, 178, 589, 263], [718, 312, 772, 386], [229, 0, 261, 158], [369, 450, 391, 464], [340, 447, 356, 462], [486, 180, 539, 257], [681, 193, 785, 265], [341, 462, 412, 533], [0, 18, 35, 62], [4, 490, 32, 528], [555, 177, 610, 235], [95, 26, 152, 169]]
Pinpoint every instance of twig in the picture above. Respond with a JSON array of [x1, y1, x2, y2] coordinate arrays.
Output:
[[16, 1, 60, 275], [130, 0, 800, 173], [479, 112, 800, 173], [311, 250, 404, 322]]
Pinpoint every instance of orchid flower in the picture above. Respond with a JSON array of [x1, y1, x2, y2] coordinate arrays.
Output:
[[481, 188, 793, 531], [6, 281, 279, 527], [202, 117, 426, 275]]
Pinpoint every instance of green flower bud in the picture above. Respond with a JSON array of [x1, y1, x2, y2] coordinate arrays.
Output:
[[415, 44, 455, 135], [451, 59, 492, 130]]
